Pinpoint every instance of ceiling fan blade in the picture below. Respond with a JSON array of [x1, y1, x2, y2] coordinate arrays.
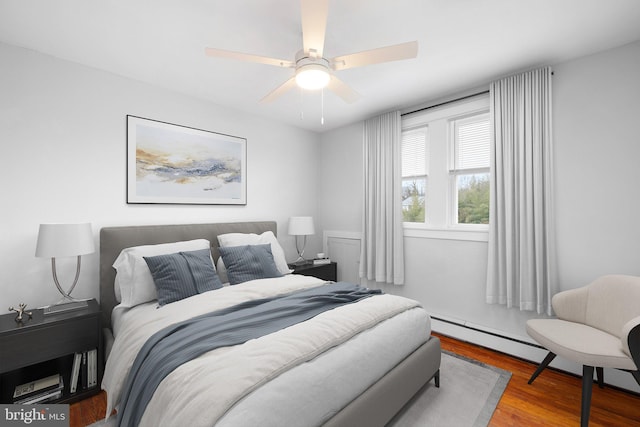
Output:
[[205, 47, 294, 68], [260, 77, 297, 103], [301, 0, 329, 58], [330, 41, 418, 71], [327, 76, 360, 104]]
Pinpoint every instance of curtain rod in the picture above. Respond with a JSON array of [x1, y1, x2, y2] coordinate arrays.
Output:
[[401, 90, 489, 117], [402, 70, 554, 117]]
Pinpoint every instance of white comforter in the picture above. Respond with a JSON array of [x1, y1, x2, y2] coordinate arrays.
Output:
[[103, 275, 430, 426]]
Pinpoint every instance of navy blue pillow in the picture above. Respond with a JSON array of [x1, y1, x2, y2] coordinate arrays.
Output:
[[218, 244, 283, 285], [144, 248, 223, 306]]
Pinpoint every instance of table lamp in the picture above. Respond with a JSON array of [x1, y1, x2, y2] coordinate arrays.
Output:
[[288, 216, 315, 265], [35, 223, 95, 314]]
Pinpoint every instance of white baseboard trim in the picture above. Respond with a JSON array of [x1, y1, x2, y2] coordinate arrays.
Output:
[[430, 314, 640, 394]]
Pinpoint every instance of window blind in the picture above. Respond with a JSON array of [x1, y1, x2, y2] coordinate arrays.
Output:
[[455, 117, 490, 170], [402, 128, 427, 177]]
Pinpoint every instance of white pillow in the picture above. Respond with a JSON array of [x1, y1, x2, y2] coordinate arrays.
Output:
[[217, 231, 291, 275], [112, 239, 211, 307]]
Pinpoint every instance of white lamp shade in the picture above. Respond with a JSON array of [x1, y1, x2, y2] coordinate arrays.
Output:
[[35, 223, 95, 258], [288, 216, 315, 236]]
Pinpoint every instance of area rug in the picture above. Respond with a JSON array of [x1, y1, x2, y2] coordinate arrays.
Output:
[[388, 351, 512, 427], [89, 351, 510, 427]]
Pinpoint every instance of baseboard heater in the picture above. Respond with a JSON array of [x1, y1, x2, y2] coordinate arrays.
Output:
[[430, 315, 544, 351]]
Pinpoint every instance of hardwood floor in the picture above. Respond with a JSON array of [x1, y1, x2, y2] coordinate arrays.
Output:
[[436, 333, 640, 427], [69, 390, 108, 427], [69, 333, 640, 427]]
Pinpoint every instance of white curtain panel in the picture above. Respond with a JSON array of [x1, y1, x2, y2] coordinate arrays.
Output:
[[486, 67, 556, 315], [360, 111, 405, 285]]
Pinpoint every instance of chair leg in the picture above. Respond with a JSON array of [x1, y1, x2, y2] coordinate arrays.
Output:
[[631, 370, 640, 387], [596, 367, 604, 388], [581, 365, 594, 427], [528, 352, 556, 384], [434, 369, 440, 388]]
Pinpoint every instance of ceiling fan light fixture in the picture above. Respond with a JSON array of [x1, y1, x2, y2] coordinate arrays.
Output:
[[205, 0, 416, 105], [295, 63, 330, 90]]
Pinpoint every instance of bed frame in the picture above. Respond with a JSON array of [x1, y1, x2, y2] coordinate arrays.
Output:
[[99, 221, 441, 426]]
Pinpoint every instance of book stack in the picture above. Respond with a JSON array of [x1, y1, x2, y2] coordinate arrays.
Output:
[[70, 348, 98, 393], [13, 374, 64, 404], [313, 258, 331, 265]]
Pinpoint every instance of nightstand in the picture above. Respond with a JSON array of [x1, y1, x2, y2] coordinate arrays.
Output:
[[0, 299, 103, 404], [289, 261, 337, 282]]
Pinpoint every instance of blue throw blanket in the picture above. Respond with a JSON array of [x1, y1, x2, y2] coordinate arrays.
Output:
[[117, 282, 381, 427]]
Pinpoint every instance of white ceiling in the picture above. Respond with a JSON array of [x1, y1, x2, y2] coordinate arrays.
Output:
[[2, 0, 640, 133]]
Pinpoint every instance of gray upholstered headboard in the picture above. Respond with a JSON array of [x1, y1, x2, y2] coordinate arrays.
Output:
[[99, 221, 277, 330]]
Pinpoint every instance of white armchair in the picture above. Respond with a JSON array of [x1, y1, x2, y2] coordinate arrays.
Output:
[[526, 275, 640, 427]]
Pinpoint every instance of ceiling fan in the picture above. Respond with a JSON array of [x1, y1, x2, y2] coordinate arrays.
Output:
[[204, 0, 418, 104]]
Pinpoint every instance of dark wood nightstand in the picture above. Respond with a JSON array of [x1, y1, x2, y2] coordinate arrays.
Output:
[[289, 261, 337, 282], [0, 299, 103, 404]]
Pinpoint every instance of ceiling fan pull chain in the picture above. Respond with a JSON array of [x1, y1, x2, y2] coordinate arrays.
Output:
[[300, 88, 304, 120], [321, 89, 325, 125]]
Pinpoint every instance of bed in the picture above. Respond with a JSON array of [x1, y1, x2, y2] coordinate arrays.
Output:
[[99, 221, 441, 427]]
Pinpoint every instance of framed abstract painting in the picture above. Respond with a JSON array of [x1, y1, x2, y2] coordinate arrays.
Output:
[[126, 115, 247, 205]]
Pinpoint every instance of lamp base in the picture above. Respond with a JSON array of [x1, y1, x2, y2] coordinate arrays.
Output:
[[43, 299, 88, 315], [44, 255, 89, 315]]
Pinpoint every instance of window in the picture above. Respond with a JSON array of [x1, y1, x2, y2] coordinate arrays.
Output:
[[450, 114, 490, 225], [401, 127, 427, 223], [401, 93, 490, 238]]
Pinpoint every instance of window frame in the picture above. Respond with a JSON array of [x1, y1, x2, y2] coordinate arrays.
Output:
[[448, 112, 490, 229], [401, 93, 490, 241], [401, 125, 429, 224]]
